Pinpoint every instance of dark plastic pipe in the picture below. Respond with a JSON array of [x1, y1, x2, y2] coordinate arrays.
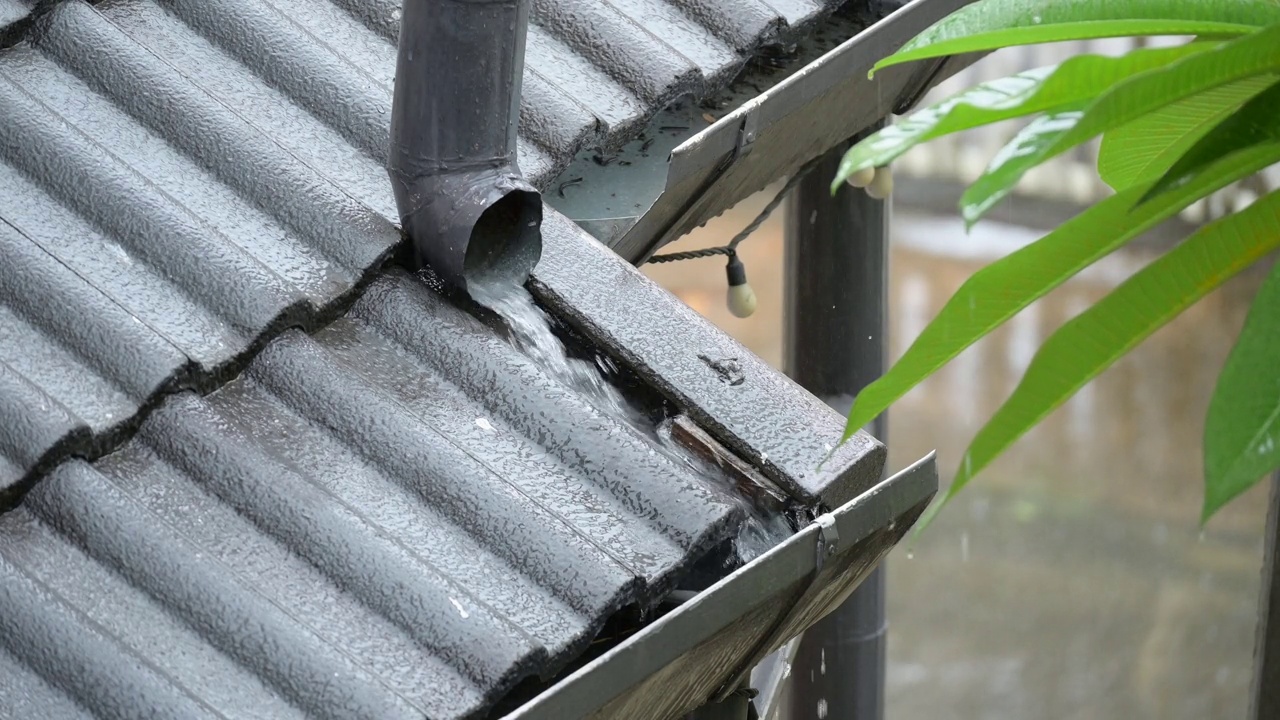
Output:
[[1252, 474, 1280, 719], [388, 0, 542, 294], [784, 132, 889, 720]]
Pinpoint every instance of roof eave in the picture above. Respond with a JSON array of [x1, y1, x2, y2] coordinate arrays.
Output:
[[506, 452, 938, 720]]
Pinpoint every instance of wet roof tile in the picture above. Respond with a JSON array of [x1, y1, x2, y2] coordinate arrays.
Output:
[[0, 0, 860, 715], [0, 0, 844, 493], [0, 270, 748, 719]]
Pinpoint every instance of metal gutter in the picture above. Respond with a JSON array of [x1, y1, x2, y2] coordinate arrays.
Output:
[[388, 0, 542, 293], [586, 0, 981, 263], [505, 452, 937, 720]]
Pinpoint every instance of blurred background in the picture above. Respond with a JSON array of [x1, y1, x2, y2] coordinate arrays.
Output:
[[643, 41, 1276, 720]]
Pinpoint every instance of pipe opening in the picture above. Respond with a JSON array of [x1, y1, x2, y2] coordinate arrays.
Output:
[[464, 188, 543, 290]]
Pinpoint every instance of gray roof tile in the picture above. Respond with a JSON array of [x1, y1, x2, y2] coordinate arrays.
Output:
[[0, 0, 844, 491], [0, 0, 861, 714], [0, 270, 747, 719]]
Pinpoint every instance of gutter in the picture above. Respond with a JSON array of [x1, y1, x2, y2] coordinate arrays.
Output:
[[505, 452, 938, 720], [547, 0, 983, 263], [621, 0, 981, 262], [388, 0, 542, 294]]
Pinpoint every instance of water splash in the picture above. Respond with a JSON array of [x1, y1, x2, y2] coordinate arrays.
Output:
[[472, 282, 792, 563], [471, 283, 635, 422]]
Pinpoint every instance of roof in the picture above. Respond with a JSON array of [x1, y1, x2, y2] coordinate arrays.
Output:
[[0, 269, 752, 720], [0, 0, 850, 496], [0, 0, 889, 717], [507, 454, 937, 720]]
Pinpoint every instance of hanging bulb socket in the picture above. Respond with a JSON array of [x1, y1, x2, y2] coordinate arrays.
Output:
[[725, 253, 757, 319]]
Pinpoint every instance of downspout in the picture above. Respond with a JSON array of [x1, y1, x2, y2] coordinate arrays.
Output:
[[388, 0, 542, 294]]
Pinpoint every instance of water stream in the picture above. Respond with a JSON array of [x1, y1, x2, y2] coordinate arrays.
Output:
[[469, 281, 792, 565]]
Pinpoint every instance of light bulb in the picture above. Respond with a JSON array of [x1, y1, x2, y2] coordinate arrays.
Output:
[[727, 282, 757, 318], [865, 165, 893, 200], [724, 254, 757, 318], [845, 166, 875, 188]]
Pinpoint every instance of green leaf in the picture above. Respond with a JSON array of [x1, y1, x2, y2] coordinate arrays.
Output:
[[1098, 76, 1276, 190], [1141, 78, 1280, 202], [960, 24, 1280, 225], [831, 43, 1217, 191], [839, 141, 1280, 445], [872, 0, 1280, 75], [1203, 260, 1280, 520], [919, 188, 1280, 533]]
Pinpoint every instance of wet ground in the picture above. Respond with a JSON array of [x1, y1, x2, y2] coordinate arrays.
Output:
[[643, 188, 1271, 719]]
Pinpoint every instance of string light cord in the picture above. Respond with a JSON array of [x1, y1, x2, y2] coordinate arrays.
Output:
[[643, 154, 827, 318], [645, 153, 826, 266]]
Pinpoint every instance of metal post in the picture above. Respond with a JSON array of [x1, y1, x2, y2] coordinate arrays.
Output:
[[783, 129, 889, 720], [1252, 474, 1280, 719]]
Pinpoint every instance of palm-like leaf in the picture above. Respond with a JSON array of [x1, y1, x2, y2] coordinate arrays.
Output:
[[832, 43, 1217, 191], [1204, 261, 1280, 520], [961, 24, 1280, 224], [917, 188, 1280, 532], [1141, 78, 1280, 202], [836, 0, 1280, 526], [839, 143, 1280, 445], [1098, 77, 1275, 190], [872, 0, 1280, 75]]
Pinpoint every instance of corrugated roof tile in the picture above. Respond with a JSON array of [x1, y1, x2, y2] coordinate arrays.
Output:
[[0, 0, 880, 712], [0, 0, 847, 487], [0, 270, 750, 718]]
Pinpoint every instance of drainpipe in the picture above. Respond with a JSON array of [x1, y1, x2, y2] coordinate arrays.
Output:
[[784, 129, 889, 720], [1251, 473, 1280, 719], [388, 0, 542, 294]]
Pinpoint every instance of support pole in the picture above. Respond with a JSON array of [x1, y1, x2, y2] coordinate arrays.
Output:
[[783, 129, 889, 720], [1252, 474, 1280, 719]]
